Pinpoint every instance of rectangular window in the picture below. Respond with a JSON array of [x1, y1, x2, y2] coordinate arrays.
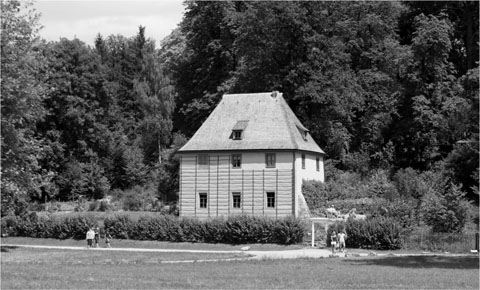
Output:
[[266, 192, 275, 208], [198, 154, 209, 169], [233, 130, 242, 140], [265, 153, 276, 168], [302, 154, 306, 169], [232, 154, 241, 168], [316, 156, 320, 172], [232, 192, 241, 208], [199, 193, 207, 208]]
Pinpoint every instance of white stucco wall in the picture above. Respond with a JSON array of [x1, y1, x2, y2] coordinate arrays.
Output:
[[179, 151, 323, 218], [293, 152, 324, 217]]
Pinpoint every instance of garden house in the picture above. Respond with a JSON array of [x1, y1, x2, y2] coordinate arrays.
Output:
[[177, 92, 325, 219]]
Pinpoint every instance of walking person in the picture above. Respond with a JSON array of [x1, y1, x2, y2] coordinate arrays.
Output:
[[86, 228, 95, 248], [330, 230, 337, 254], [338, 230, 347, 253], [105, 231, 112, 248], [94, 226, 100, 248]]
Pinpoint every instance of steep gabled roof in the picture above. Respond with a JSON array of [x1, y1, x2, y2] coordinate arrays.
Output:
[[178, 92, 325, 154]]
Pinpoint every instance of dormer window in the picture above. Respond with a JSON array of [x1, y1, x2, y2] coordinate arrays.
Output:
[[233, 130, 242, 140], [296, 124, 309, 141], [231, 120, 249, 140]]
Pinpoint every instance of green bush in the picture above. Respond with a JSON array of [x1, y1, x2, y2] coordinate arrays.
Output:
[[327, 217, 404, 250], [1, 215, 19, 236], [3, 213, 305, 245], [104, 214, 134, 239], [88, 201, 99, 211], [179, 218, 206, 242], [105, 215, 305, 244], [370, 199, 417, 230], [303, 170, 397, 214], [202, 218, 227, 243], [3, 213, 96, 240], [122, 193, 143, 211], [273, 216, 305, 244], [421, 182, 472, 233]]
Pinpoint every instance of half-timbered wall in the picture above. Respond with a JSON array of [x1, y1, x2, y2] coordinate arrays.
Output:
[[179, 153, 294, 219]]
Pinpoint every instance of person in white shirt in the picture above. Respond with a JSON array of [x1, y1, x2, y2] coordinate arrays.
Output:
[[86, 228, 95, 248], [337, 230, 347, 253]]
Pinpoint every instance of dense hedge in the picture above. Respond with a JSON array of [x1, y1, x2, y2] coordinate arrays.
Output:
[[1, 213, 96, 240], [104, 215, 305, 244], [327, 217, 404, 250], [1, 214, 305, 245]]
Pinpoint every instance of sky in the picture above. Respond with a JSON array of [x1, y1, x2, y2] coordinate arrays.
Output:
[[33, 0, 186, 47]]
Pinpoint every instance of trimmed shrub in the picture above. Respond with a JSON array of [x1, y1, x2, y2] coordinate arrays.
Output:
[[202, 218, 227, 243], [1, 215, 19, 236], [3, 213, 305, 245], [2, 213, 96, 240], [273, 216, 305, 244], [104, 214, 134, 239], [62, 215, 96, 239], [328, 217, 404, 250]]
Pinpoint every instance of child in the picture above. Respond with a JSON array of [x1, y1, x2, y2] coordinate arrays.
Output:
[[330, 231, 337, 254], [105, 231, 112, 248], [94, 227, 100, 248], [338, 230, 347, 253]]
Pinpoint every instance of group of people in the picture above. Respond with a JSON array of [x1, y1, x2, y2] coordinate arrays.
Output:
[[330, 230, 347, 254], [86, 227, 112, 248]]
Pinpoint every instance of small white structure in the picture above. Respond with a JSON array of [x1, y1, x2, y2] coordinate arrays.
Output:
[[177, 92, 325, 219], [309, 217, 346, 247]]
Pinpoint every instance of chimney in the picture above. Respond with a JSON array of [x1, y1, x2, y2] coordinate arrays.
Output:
[[271, 91, 279, 98]]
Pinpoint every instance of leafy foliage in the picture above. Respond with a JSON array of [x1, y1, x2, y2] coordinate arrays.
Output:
[[2, 214, 305, 245], [2, 1, 478, 220], [421, 181, 472, 233], [328, 218, 404, 250], [1, 0, 48, 216]]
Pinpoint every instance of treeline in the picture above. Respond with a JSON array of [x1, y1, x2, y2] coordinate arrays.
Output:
[[1, 1, 478, 217]]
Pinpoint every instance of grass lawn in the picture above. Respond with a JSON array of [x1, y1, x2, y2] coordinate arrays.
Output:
[[1, 245, 478, 289]]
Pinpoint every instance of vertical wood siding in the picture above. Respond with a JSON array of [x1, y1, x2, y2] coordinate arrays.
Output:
[[180, 154, 294, 219]]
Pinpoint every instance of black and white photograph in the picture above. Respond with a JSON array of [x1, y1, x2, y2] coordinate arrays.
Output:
[[1, 0, 479, 289]]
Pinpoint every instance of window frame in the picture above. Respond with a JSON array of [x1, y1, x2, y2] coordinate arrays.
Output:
[[198, 154, 209, 169], [199, 193, 208, 208], [266, 192, 275, 208], [232, 154, 242, 168], [233, 130, 242, 140], [232, 192, 241, 209], [316, 156, 320, 172], [265, 153, 276, 168]]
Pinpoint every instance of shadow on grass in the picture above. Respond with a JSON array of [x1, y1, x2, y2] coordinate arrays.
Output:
[[346, 255, 479, 269], [1, 246, 18, 252]]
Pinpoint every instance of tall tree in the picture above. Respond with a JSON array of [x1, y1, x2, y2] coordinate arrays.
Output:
[[1, 0, 48, 215], [173, 1, 238, 136], [399, 1, 479, 75], [392, 14, 459, 169], [40, 38, 112, 200]]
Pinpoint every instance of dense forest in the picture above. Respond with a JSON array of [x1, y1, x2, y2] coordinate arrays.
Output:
[[1, 1, 478, 225]]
